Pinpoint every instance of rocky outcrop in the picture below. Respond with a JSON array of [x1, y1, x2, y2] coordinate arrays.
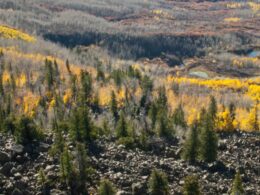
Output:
[[0, 132, 259, 194]]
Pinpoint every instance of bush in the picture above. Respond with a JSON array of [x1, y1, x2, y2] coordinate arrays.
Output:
[[98, 179, 117, 195], [183, 175, 201, 195], [14, 115, 43, 144], [148, 169, 169, 195], [231, 170, 244, 195]]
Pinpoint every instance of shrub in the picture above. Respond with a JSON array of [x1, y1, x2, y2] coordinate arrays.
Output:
[[98, 179, 117, 195], [231, 170, 244, 195], [148, 169, 169, 195], [183, 175, 201, 195], [14, 115, 43, 144]]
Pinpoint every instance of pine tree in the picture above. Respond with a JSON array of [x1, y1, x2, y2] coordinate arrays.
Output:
[[98, 179, 117, 195], [182, 175, 201, 195], [148, 102, 158, 129], [110, 91, 118, 120], [157, 86, 167, 111], [172, 103, 187, 128], [182, 120, 199, 163], [45, 59, 54, 90], [231, 170, 244, 195], [60, 147, 74, 187], [69, 107, 94, 143], [156, 113, 174, 139], [199, 113, 218, 162], [148, 169, 169, 195], [208, 96, 217, 122], [116, 112, 128, 138], [76, 143, 89, 193], [80, 70, 92, 105]]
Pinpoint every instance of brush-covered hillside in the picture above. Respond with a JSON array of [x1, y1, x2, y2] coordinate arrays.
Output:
[[0, 1, 259, 195]]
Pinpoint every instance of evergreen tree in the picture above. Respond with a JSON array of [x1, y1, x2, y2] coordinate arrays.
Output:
[[116, 112, 128, 138], [76, 143, 89, 193], [182, 121, 199, 163], [69, 107, 94, 143], [45, 59, 54, 90], [208, 96, 217, 122], [172, 103, 187, 128], [182, 175, 201, 195], [110, 91, 118, 120], [148, 102, 158, 129], [148, 169, 169, 195], [98, 179, 116, 195], [60, 147, 78, 192], [157, 86, 167, 111], [229, 102, 236, 122], [231, 170, 244, 195], [80, 70, 92, 105], [199, 113, 218, 162], [156, 113, 174, 139]]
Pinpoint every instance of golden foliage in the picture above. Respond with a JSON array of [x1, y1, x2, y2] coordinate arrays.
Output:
[[0, 25, 36, 42], [224, 18, 241, 22], [216, 109, 236, 132]]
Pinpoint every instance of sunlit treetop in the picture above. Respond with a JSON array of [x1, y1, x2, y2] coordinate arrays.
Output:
[[0, 25, 36, 42]]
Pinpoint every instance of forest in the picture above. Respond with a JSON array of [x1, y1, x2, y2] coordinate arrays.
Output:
[[0, 0, 259, 195]]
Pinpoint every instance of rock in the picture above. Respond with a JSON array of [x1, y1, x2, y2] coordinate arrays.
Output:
[[0, 151, 10, 164], [38, 142, 50, 152], [0, 162, 14, 176], [14, 173, 22, 180], [10, 145, 24, 157], [132, 182, 146, 195], [11, 188, 23, 195]]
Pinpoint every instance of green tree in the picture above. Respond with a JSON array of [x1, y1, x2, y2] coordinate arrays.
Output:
[[110, 91, 118, 120], [148, 169, 169, 195], [182, 121, 199, 163], [60, 147, 77, 192], [182, 175, 201, 195], [172, 104, 187, 128], [231, 170, 244, 195], [116, 112, 128, 138], [45, 59, 54, 90], [80, 70, 92, 105], [156, 113, 174, 139], [98, 179, 117, 195], [69, 107, 94, 143], [208, 96, 217, 123], [199, 114, 218, 162], [14, 115, 42, 144]]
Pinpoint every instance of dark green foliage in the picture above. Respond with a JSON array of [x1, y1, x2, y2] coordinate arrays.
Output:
[[98, 179, 116, 195], [116, 112, 128, 138], [76, 143, 89, 193], [60, 147, 76, 188], [14, 115, 43, 144], [97, 65, 105, 81], [199, 113, 218, 162], [148, 102, 158, 129], [156, 113, 174, 139], [231, 170, 244, 195], [208, 96, 217, 124], [183, 175, 201, 195], [157, 86, 167, 110], [111, 69, 124, 86], [172, 103, 187, 128], [38, 168, 49, 195], [80, 70, 92, 105], [141, 75, 153, 93], [127, 65, 141, 79], [45, 59, 54, 90], [148, 169, 169, 195], [110, 91, 118, 120], [182, 121, 199, 163], [69, 106, 95, 143]]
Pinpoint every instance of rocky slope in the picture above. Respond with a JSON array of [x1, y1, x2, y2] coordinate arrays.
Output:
[[0, 132, 259, 195]]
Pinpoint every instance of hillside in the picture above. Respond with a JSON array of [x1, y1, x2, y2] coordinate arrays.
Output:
[[0, 1, 259, 195]]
